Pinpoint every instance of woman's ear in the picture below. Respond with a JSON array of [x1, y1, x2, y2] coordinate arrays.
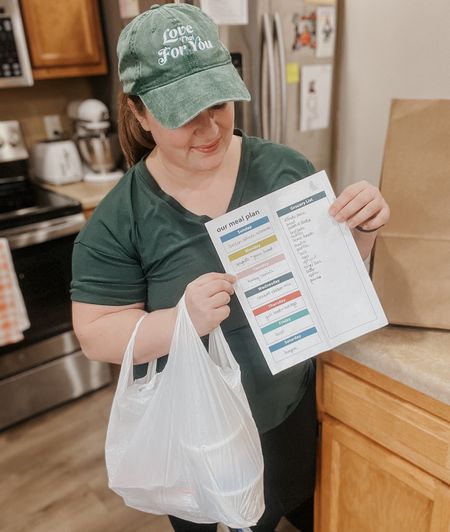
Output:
[[127, 98, 151, 131]]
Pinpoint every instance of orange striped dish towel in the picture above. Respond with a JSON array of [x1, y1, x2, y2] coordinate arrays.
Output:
[[0, 238, 30, 347]]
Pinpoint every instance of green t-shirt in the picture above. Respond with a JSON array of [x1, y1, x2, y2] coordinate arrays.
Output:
[[71, 132, 316, 433]]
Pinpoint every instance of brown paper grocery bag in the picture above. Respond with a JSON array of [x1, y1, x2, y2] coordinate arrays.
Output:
[[371, 99, 450, 330]]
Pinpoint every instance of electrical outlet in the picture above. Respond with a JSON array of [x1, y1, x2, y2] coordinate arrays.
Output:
[[43, 115, 63, 140]]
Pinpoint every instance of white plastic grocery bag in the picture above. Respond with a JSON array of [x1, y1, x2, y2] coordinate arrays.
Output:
[[105, 294, 265, 528]]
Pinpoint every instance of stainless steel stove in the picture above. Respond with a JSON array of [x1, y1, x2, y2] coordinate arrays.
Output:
[[0, 120, 111, 430]]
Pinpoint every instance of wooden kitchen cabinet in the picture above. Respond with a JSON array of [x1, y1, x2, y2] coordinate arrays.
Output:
[[20, 0, 107, 79], [320, 416, 450, 532], [316, 352, 450, 532]]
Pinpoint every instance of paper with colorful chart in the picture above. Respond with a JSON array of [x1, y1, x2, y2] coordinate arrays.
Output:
[[205, 170, 388, 375]]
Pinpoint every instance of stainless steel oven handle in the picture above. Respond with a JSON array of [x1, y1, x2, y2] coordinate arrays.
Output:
[[3, 213, 86, 249]]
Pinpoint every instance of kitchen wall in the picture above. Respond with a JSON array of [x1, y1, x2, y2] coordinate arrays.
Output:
[[0, 78, 103, 149], [334, 0, 450, 192]]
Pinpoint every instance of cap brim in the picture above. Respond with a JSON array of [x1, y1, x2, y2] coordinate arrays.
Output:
[[139, 62, 251, 129]]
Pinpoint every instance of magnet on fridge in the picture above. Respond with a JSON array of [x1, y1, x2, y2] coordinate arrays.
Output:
[[316, 6, 336, 58], [286, 63, 300, 84]]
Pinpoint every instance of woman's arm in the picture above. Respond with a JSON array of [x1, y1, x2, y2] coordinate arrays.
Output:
[[328, 180, 390, 260], [72, 301, 177, 364], [72, 272, 236, 364]]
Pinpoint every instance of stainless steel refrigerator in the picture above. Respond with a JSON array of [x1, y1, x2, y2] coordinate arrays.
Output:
[[213, 0, 338, 176], [101, 0, 338, 175]]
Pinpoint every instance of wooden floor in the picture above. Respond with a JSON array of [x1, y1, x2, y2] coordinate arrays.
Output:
[[0, 385, 297, 532]]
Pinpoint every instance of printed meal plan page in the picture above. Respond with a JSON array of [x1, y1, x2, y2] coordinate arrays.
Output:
[[205, 170, 388, 375]]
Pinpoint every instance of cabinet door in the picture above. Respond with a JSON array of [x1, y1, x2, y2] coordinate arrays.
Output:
[[319, 416, 450, 532], [20, 0, 107, 78]]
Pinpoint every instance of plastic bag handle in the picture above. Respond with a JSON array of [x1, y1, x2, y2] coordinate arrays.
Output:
[[117, 295, 238, 392], [209, 326, 239, 371], [176, 295, 239, 371], [117, 314, 157, 392]]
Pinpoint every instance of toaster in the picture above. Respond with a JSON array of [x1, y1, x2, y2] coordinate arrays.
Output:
[[30, 139, 83, 185]]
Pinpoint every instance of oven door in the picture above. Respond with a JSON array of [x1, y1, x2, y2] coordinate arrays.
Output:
[[2, 213, 85, 345], [0, 214, 112, 429]]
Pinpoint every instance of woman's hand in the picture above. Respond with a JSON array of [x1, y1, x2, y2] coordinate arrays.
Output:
[[328, 180, 390, 260], [185, 272, 236, 336], [328, 180, 390, 231]]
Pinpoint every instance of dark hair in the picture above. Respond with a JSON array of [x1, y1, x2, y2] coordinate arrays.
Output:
[[117, 91, 156, 168]]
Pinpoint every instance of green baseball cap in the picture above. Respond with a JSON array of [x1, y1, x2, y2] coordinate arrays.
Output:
[[117, 3, 251, 129]]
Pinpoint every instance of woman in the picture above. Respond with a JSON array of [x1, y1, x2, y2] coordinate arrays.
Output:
[[71, 4, 389, 531]]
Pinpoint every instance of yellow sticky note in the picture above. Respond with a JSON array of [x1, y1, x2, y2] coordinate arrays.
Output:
[[286, 63, 300, 84]]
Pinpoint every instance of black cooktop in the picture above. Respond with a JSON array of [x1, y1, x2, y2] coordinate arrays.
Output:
[[0, 179, 82, 230]]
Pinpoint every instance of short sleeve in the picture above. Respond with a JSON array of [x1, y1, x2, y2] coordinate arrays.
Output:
[[70, 176, 147, 306], [71, 240, 147, 305]]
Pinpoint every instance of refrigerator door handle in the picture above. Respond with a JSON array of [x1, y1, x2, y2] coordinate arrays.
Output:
[[274, 12, 287, 145], [262, 13, 276, 141]]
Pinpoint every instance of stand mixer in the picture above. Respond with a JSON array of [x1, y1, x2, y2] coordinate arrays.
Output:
[[67, 99, 124, 182]]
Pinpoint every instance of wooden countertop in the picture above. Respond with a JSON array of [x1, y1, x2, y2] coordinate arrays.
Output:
[[333, 325, 450, 406], [42, 180, 119, 210]]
